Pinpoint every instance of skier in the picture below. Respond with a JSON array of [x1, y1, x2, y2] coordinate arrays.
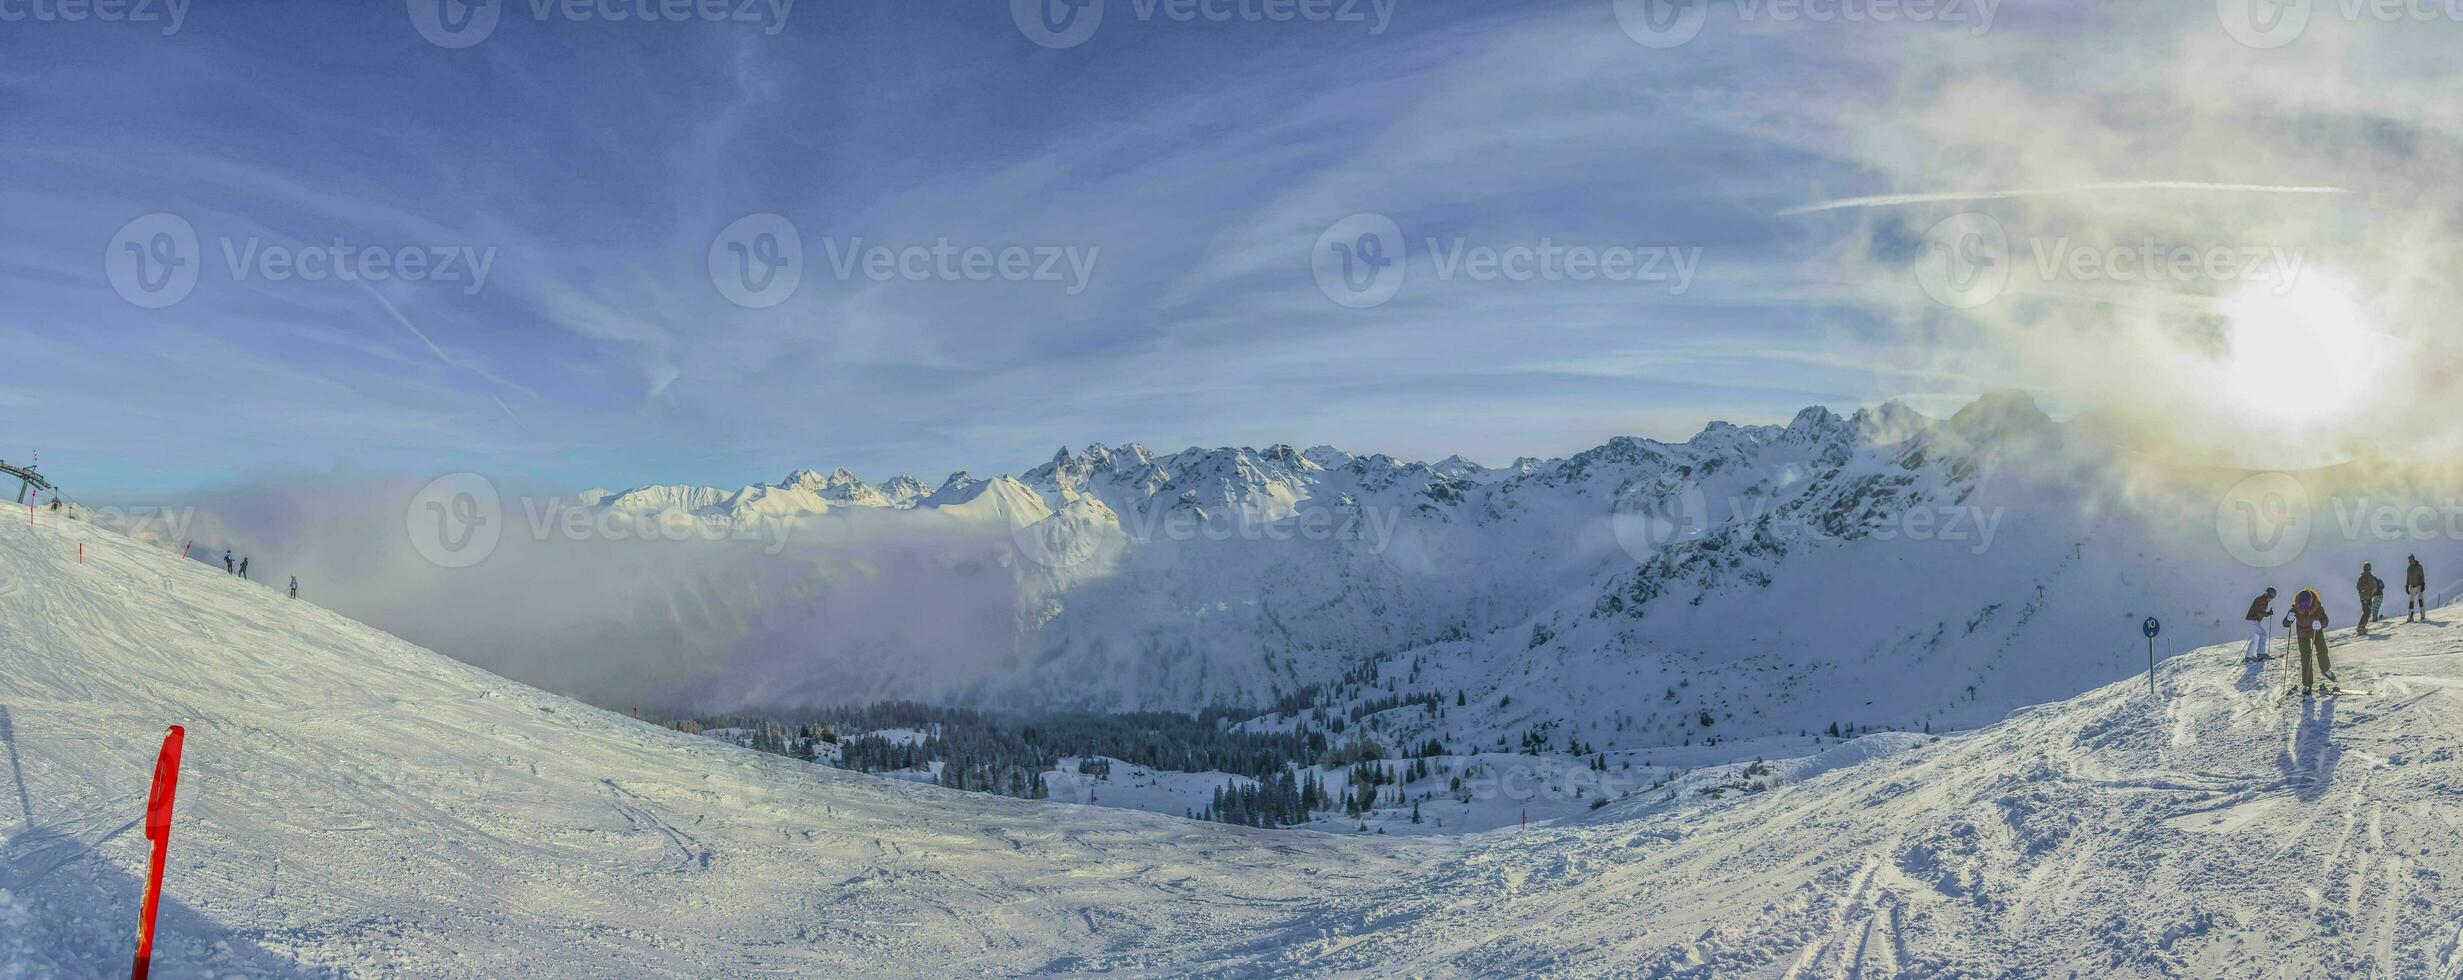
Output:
[[238, 557, 250, 581], [2356, 563, 2385, 634], [2283, 588, 2336, 695], [2407, 555, 2428, 622], [2241, 586, 2277, 662], [223, 550, 233, 574], [288, 575, 298, 600]]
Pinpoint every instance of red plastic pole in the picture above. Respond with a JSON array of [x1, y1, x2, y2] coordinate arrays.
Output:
[[131, 726, 184, 980]]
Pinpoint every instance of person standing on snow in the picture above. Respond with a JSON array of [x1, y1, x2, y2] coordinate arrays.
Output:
[[2242, 587, 2277, 661], [2357, 563, 2385, 634], [2408, 555, 2428, 622], [238, 557, 249, 580], [223, 550, 234, 574], [2283, 589, 2337, 694], [288, 575, 298, 600]]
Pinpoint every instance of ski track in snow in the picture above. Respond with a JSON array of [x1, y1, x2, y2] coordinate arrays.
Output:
[[7, 512, 2463, 976]]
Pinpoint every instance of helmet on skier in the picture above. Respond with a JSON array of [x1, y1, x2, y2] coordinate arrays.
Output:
[[2296, 589, 2319, 609], [2265, 587, 2277, 597]]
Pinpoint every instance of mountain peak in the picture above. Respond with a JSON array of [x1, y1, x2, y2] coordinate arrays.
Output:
[[1948, 389, 2054, 439]]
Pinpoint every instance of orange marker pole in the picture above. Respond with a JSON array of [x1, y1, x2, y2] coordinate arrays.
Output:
[[130, 726, 186, 980]]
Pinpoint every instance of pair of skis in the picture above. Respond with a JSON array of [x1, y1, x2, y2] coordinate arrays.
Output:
[[2283, 685, 2368, 699]]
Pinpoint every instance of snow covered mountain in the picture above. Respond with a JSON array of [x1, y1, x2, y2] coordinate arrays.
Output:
[[536, 392, 2460, 748], [8, 504, 2463, 975]]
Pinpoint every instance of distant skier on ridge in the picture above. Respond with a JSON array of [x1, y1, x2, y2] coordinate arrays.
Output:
[[223, 550, 233, 574], [238, 557, 249, 581], [2407, 555, 2428, 623], [289, 575, 299, 600], [2283, 588, 2336, 695], [2242, 587, 2277, 662], [2356, 563, 2385, 635]]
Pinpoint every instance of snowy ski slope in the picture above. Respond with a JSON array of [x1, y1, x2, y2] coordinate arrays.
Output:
[[7, 509, 2463, 976]]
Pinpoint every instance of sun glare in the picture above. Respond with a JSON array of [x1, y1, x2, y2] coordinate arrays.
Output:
[[2211, 272, 2385, 435]]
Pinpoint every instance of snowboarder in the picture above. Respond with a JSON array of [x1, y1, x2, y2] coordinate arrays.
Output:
[[238, 557, 249, 581], [2283, 589, 2336, 695], [223, 550, 233, 574], [2357, 563, 2385, 634], [2407, 555, 2428, 622], [288, 575, 298, 600], [2242, 587, 2277, 661]]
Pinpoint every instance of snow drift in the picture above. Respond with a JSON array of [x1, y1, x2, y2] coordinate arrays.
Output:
[[8, 504, 2463, 975]]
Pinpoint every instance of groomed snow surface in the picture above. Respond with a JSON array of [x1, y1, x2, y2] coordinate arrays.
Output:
[[7, 512, 2463, 977]]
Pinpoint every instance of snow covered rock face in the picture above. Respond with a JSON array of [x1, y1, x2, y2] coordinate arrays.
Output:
[[449, 393, 2456, 746], [9, 509, 2463, 976]]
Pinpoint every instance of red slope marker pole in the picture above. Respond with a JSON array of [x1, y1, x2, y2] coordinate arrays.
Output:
[[131, 725, 185, 980]]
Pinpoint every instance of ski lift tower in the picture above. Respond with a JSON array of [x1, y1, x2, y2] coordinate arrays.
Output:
[[0, 459, 53, 505]]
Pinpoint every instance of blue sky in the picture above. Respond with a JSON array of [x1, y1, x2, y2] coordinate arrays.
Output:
[[10, 0, 2436, 496]]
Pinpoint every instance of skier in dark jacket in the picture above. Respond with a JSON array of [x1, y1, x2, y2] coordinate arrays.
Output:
[[2242, 587, 2277, 661], [2284, 589, 2336, 694], [238, 557, 249, 581], [223, 550, 234, 574], [2408, 556, 2428, 622], [288, 575, 298, 600], [2357, 563, 2385, 634]]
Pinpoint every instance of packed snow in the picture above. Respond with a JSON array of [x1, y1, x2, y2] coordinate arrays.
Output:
[[9, 503, 2463, 975]]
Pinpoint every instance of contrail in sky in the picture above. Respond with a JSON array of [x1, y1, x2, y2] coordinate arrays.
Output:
[[1778, 181, 2349, 215]]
